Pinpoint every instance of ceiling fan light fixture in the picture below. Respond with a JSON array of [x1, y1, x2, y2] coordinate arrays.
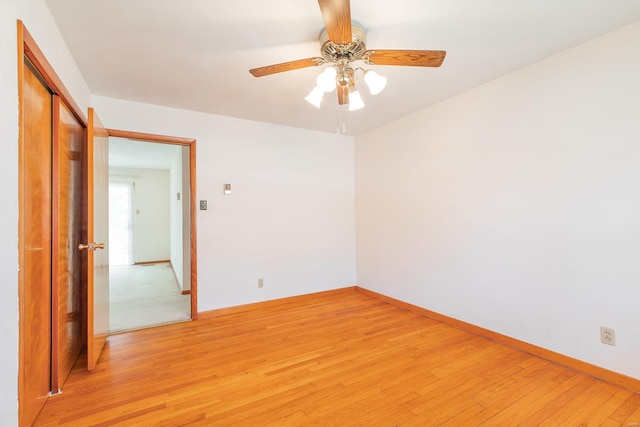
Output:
[[348, 89, 365, 111], [364, 70, 387, 95], [317, 67, 337, 92], [249, 0, 447, 130], [305, 86, 325, 108]]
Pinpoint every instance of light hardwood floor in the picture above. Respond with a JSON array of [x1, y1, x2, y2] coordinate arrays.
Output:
[[35, 288, 640, 426]]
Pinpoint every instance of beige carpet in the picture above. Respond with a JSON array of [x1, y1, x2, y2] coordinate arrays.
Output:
[[109, 262, 191, 333]]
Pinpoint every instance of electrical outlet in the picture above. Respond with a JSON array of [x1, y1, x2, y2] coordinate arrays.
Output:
[[258, 278, 264, 288], [600, 327, 615, 346]]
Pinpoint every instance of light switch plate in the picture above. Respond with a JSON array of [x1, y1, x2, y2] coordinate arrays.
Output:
[[199, 200, 207, 210]]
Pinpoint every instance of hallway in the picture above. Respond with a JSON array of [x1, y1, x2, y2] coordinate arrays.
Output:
[[109, 262, 190, 333]]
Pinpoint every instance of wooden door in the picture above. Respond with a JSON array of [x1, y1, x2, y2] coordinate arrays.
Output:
[[51, 96, 84, 391], [19, 22, 92, 425], [19, 59, 53, 427], [85, 108, 110, 370]]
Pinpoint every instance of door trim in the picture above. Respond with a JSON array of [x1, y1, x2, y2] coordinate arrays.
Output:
[[18, 21, 87, 126], [106, 128, 198, 319]]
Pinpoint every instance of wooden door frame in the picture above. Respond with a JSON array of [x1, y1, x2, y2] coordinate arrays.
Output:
[[18, 21, 87, 126], [107, 129, 198, 319]]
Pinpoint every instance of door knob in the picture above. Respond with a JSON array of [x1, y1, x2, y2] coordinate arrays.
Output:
[[78, 242, 105, 251]]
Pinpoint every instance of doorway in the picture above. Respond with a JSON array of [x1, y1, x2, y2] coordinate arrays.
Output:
[[108, 137, 193, 332], [106, 130, 198, 323]]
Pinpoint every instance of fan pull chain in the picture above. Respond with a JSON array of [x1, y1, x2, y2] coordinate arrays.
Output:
[[336, 105, 348, 134]]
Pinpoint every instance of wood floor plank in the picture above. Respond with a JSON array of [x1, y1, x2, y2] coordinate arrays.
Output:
[[611, 393, 640, 424], [34, 289, 639, 426], [582, 389, 637, 426], [540, 380, 619, 425]]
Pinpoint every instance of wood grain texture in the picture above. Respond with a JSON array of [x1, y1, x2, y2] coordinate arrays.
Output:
[[19, 21, 86, 126], [365, 49, 447, 67], [357, 287, 640, 394], [17, 21, 28, 425], [188, 141, 198, 319], [50, 97, 61, 392], [19, 57, 53, 427], [106, 129, 195, 145], [51, 96, 84, 391], [198, 287, 356, 319], [34, 289, 640, 426], [318, 0, 352, 45], [249, 57, 324, 77]]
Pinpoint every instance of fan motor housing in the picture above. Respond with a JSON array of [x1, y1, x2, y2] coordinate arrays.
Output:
[[319, 23, 367, 62]]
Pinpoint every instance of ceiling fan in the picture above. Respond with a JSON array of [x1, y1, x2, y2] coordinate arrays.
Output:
[[249, 0, 446, 110]]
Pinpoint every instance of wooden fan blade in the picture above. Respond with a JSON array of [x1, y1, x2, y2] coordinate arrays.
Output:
[[337, 86, 349, 105], [318, 0, 352, 45], [249, 57, 324, 77], [364, 50, 446, 67]]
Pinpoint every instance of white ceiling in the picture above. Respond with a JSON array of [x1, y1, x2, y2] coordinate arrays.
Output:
[[109, 137, 178, 170], [46, 0, 640, 136]]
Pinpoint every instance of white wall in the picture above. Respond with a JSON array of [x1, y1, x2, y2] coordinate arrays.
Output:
[[181, 146, 191, 291], [355, 22, 640, 379], [0, 1, 19, 423], [93, 96, 357, 312], [169, 148, 184, 289], [111, 167, 171, 263]]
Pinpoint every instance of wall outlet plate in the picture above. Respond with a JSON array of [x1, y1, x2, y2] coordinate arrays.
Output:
[[199, 200, 207, 210], [600, 326, 615, 346]]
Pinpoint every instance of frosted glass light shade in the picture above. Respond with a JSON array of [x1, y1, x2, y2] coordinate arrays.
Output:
[[364, 70, 387, 95], [317, 67, 337, 92], [348, 90, 365, 111], [305, 86, 324, 108]]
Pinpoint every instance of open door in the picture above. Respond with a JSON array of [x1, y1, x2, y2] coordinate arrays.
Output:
[[83, 108, 110, 370]]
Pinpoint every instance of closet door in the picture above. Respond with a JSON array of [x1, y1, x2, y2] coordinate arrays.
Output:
[[19, 60, 53, 427], [51, 96, 84, 391], [19, 22, 90, 426]]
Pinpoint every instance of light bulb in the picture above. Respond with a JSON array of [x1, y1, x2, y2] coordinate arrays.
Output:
[[305, 86, 324, 108], [317, 67, 337, 92], [348, 90, 365, 111], [364, 70, 387, 95]]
